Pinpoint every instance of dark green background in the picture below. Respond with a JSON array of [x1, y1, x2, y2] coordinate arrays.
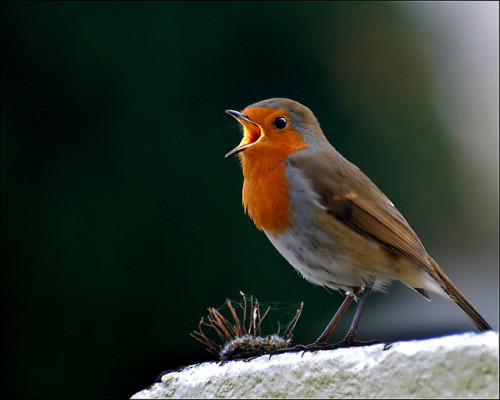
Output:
[[2, 2, 497, 398]]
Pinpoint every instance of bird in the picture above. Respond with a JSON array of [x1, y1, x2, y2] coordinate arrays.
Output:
[[225, 98, 491, 349]]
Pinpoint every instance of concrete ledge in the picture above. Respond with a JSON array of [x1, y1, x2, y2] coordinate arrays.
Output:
[[131, 331, 499, 399]]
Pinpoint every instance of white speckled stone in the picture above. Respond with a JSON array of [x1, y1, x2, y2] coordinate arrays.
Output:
[[131, 331, 499, 399]]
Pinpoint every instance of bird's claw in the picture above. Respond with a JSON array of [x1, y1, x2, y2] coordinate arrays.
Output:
[[332, 337, 380, 349], [267, 338, 380, 360], [268, 341, 334, 358]]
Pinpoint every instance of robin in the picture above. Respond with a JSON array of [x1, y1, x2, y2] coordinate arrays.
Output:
[[225, 98, 491, 349]]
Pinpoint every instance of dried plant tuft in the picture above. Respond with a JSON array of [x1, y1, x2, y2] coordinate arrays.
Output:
[[191, 291, 303, 361]]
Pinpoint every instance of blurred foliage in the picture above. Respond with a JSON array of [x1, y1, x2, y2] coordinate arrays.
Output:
[[1, 2, 480, 398]]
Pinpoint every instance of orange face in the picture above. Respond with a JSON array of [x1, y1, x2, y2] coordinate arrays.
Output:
[[226, 106, 310, 234], [226, 106, 308, 177]]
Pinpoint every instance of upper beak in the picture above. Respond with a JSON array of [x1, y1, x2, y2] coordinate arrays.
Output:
[[225, 110, 262, 158]]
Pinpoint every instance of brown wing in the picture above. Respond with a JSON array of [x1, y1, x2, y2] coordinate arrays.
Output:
[[291, 151, 436, 278], [290, 150, 492, 331]]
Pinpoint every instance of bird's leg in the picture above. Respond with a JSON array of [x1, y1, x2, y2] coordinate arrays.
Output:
[[314, 286, 361, 345], [269, 286, 378, 356], [333, 284, 379, 349], [271, 287, 361, 355]]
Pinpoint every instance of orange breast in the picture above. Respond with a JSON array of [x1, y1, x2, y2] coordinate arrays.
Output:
[[242, 164, 291, 235], [239, 129, 308, 236]]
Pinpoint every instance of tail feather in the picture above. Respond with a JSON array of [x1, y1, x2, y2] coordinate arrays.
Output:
[[427, 256, 491, 331]]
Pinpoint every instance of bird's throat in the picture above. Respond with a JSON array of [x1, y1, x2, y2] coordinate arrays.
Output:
[[239, 129, 308, 236], [242, 163, 292, 236]]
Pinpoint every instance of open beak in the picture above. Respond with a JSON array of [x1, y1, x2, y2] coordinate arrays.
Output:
[[225, 110, 263, 158]]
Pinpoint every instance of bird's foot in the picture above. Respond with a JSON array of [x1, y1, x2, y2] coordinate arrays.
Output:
[[268, 341, 334, 358], [268, 337, 380, 359], [332, 334, 380, 349]]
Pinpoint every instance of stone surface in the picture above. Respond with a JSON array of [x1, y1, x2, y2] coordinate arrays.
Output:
[[131, 331, 499, 399]]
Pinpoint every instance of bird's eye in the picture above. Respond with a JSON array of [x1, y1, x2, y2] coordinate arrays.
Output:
[[273, 117, 287, 130]]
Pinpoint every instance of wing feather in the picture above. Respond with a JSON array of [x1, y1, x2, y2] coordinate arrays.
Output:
[[290, 151, 436, 277]]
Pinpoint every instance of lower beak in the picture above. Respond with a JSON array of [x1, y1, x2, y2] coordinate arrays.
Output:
[[225, 110, 262, 158]]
